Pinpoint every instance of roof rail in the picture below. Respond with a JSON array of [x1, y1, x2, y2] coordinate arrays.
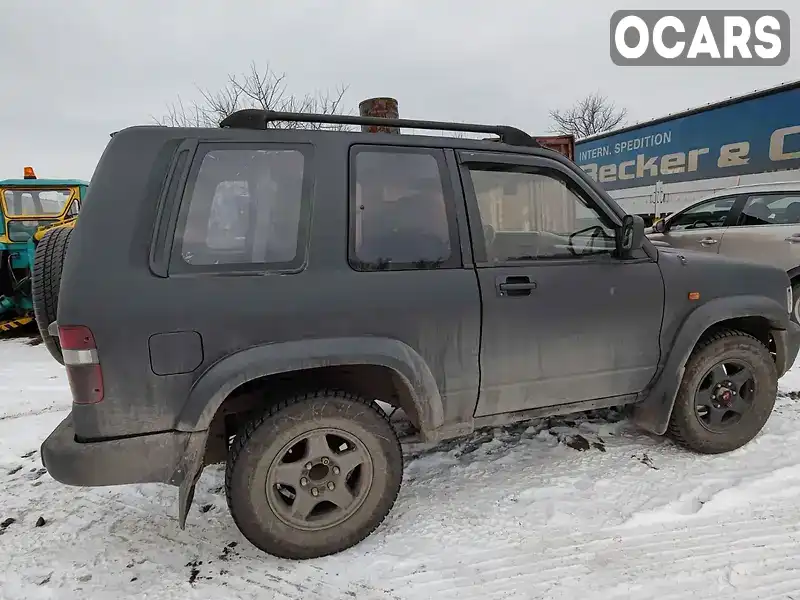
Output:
[[219, 109, 543, 148]]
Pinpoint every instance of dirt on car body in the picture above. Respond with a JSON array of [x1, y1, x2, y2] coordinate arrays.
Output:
[[35, 108, 800, 559]]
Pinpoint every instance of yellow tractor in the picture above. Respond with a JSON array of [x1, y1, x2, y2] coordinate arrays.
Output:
[[0, 167, 85, 361]]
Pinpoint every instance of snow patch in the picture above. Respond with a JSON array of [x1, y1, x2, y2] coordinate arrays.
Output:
[[2, 338, 800, 599]]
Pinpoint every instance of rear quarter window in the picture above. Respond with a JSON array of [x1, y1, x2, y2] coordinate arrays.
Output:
[[169, 143, 313, 274]]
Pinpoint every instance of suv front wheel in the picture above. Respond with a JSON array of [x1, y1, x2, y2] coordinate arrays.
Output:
[[667, 329, 778, 454], [225, 390, 403, 560]]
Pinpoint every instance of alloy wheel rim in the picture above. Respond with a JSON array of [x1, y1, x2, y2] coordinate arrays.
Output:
[[694, 359, 756, 433], [265, 427, 373, 531]]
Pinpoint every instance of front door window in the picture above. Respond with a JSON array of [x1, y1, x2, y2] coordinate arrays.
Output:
[[668, 197, 737, 231], [467, 166, 617, 263]]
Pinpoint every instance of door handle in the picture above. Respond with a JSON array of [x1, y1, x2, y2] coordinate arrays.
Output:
[[497, 276, 537, 297], [499, 282, 537, 292], [699, 237, 718, 245], [785, 236, 800, 243]]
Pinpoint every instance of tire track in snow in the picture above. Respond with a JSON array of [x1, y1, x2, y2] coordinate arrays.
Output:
[[0, 403, 69, 422], [2, 477, 398, 600], [379, 508, 800, 599]]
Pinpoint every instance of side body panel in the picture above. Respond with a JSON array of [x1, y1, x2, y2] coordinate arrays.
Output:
[[632, 247, 792, 434], [58, 128, 482, 441], [473, 256, 664, 415], [718, 223, 800, 273]]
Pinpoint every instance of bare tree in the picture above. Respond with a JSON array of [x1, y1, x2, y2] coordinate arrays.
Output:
[[153, 62, 351, 130], [548, 93, 628, 139]]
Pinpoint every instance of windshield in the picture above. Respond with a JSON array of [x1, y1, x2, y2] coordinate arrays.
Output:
[[6, 220, 53, 242], [1, 188, 71, 217]]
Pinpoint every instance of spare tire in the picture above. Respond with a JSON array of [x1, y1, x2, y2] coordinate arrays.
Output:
[[32, 226, 73, 365]]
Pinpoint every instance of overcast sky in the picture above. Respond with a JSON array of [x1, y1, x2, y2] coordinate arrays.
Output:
[[1, 0, 797, 180]]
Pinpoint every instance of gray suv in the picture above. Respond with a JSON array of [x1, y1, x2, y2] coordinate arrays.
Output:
[[34, 110, 800, 560]]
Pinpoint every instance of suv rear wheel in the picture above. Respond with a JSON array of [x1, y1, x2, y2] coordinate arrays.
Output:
[[225, 390, 403, 560], [32, 227, 73, 365], [667, 329, 777, 454]]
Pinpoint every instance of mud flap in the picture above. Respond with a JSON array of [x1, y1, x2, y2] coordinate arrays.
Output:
[[631, 365, 685, 435], [172, 431, 208, 529]]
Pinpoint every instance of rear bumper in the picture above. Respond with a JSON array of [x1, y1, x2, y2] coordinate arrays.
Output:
[[773, 322, 800, 378], [41, 413, 194, 487]]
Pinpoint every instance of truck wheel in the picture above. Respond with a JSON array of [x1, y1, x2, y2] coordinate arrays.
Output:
[[791, 281, 800, 324], [225, 390, 403, 560], [32, 227, 73, 365], [667, 329, 777, 454]]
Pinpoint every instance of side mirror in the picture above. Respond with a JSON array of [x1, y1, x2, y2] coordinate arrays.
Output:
[[618, 214, 645, 255], [652, 218, 666, 233]]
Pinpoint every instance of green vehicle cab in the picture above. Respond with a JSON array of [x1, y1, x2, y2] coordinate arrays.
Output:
[[0, 167, 87, 333]]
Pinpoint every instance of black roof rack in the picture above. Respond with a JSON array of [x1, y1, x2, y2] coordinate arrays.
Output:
[[219, 109, 543, 148]]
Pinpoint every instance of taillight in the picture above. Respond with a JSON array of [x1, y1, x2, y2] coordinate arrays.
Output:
[[59, 325, 104, 405]]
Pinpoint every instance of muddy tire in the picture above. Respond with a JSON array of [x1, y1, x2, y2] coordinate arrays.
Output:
[[225, 390, 403, 560], [791, 281, 800, 324], [667, 329, 777, 454], [32, 227, 73, 365]]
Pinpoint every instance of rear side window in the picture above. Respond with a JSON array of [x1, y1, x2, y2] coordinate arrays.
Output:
[[737, 194, 800, 225], [349, 146, 459, 271], [171, 145, 311, 273]]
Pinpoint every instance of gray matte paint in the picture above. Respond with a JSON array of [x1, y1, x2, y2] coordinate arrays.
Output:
[[42, 122, 800, 512]]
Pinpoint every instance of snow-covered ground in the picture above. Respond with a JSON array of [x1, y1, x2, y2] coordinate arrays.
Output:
[[2, 336, 800, 600]]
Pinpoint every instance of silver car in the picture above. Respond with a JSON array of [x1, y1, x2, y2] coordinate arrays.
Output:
[[647, 181, 800, 321]]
